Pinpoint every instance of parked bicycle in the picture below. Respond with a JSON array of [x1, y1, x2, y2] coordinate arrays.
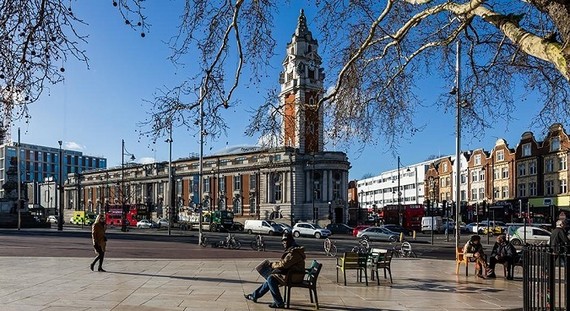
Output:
[[323, 238, 337, 257], [250, 234, 266, 252], [199, 235, 209, 247], [351, 238, 370, 254], [393, 241, 417, 258], [216, 232, 242, 249]]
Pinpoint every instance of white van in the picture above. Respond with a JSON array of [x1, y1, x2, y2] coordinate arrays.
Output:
[[244, 220, 284, 235], [421, 216, 443, 233], [508, 226, 551, 246]]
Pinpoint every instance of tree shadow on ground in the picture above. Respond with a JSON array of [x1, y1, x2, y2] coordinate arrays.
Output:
[[109, 270, 258, 284]]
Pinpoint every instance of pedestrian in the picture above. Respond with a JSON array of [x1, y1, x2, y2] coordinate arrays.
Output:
[[463, 234, 490, 278], [550, 219, 569, 266], [90, 214, 107, 272], [244, 233, 306, 308], [487, 234, 517, 280]]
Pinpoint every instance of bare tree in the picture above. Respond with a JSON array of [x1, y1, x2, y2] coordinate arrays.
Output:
[[3, 1, 570, 148]]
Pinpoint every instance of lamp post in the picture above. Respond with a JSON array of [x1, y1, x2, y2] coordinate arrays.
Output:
[[16, 128, 21, 230], [397, 156, 402, 226], [311, 154, 317, 223], [58, 140, 63, 231], [121, 139, 135, 232], [453, 39, 462, 250], [359, 189, 364, 225], [166, 124, 173, 236], [289, 153, 294, 226], [198, 81, 205, 246]]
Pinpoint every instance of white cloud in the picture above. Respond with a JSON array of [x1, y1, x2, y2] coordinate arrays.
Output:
[[138, 157, 156, 164], [65, 141, 85, 151]]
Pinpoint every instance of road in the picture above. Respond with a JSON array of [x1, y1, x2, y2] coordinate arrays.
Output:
[[0, 225, 487, 260]]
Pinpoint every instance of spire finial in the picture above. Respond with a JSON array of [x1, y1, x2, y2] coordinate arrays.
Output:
[[296, 9, 308, 36]]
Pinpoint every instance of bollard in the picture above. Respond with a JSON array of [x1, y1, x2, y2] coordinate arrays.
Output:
[[412, 230, 416, 240], [399, 232, 404, 242]]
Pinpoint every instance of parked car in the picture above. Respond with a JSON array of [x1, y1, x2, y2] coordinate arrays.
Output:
[[357, 227, 399, 242], [244, 220, 284, 235], [292, 222, 331, 239], [508, 226, 551, 245], [274, 222, 292, 234], [380, 224, 411, 236], [465, 222, 480, 233], [231, 221, 244, 232], [136, 219, 153, 229], [326, 223, 353, 235], [46, 215, 63, 224], [156, 218, 169, 228], [352, 225, 371, 237]]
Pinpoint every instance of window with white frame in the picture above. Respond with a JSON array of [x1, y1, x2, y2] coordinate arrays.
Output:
[[529, 182, 537, 196], [475, 154, 481, 165], [471, 171, 478, 182], [560, 156, 567, 170], [518, 163, 526, 176], [546, 159, 554, 172], [494, 168, 500, 180], [219, 177, 225, 193], [440, 177, 446, 187], [522, 143, 531, 156], [479, 170, 485, 181], [502, 167, 509, 179], [443, 163, 448, 172], [446, 177, 450, 186], [249, 174, 257, 190], [551, 137, 560, 152], [560, 179, 567, 194], [234, 175, 242, 191], [502, 186, 509, 198], [461, 190, 466, 201], [494, 187, 500, 199], [471, 189, 477, 200], [479, 188, 485, 200], [545, 180, 554, 195], [497, 150, 504, 161], [518, 183, 526, 197], [204, 178, 210, 193], [529, 161, 537, 175], [461, 174, 466, 184]]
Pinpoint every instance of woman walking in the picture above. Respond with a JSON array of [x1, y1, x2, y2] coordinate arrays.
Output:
[[90, 214, 107, 272]]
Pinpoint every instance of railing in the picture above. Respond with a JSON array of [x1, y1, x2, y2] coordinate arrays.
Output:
[[523, 244, 569, 310]]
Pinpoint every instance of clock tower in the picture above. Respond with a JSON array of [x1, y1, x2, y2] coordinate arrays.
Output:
[[279, 9, 324, 154]]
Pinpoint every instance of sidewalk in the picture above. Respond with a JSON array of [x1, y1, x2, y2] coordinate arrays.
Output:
[[0, 256, 523, 311]]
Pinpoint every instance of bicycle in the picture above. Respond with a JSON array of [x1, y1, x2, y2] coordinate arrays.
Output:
[[351, 238, 370, 254], [323, 238, 337, 257], [251, 234, 266, 252], [393, 241, 417, 258], [199, 234, 208, 247], [217, 232, 242, 249]]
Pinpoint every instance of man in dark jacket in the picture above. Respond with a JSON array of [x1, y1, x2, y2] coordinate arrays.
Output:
[[551, 220, 569, 266], [244, 233, 306, 308], [487, 234, 517, 279]]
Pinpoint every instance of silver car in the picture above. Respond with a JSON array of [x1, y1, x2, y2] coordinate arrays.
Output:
[[357, 227, 399, 242]]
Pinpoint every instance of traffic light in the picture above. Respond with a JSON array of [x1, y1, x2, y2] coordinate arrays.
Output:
[[481, 201, 487, 215]]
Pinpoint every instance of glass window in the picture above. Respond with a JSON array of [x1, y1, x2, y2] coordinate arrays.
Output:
[[479, 170, 485, 181], [501, 167, 509, 179], [529, 161, 537, 175], [471, 171, 478, 182], [518, 183, 526, 197], [529, 182, 537, 196], [522, 143, 531, 156], [551, 137, 560, 152], [474, 155, 481, 165], [471, 189, 477, 200], [502, 186, 508, 198], [559, 156, 567, 170], [494, 188, 500, 199], [494, 168, 500, 180], [497, 150, 504, 161], [518, 163, 526, 176], [546, 159, 554, 172], [249, 174, 257, 190], [479, 188, 485, 200], [560, 179, 567, 194], [234, 175, 242, 191], [545, 180, 554, 195], [461, 174, 466, 184]]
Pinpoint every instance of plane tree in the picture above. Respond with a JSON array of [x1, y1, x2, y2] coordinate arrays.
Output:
[[2, 0, 569, 147]]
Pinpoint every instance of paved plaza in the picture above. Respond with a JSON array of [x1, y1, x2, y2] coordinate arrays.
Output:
[[0, 254, 523, 311]]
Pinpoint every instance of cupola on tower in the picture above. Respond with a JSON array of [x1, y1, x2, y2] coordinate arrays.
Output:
[[279, 10, 325, 154]]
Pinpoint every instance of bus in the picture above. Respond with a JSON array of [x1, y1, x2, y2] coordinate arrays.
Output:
[[104, 204, 150, 227], [382, 204, 425, 231]]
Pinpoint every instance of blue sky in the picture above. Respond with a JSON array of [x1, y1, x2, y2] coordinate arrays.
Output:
[[12, 2, 549, 180]]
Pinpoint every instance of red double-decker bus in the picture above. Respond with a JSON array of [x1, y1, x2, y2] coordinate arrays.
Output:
[[382, 204, 425, 231], [105, 204, 149, 227]]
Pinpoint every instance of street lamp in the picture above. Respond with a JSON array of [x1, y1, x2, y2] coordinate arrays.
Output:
[[311, 154, 317, 223], [166, 124, 173, 236], [453, 39, 463, 250], [121, 139, 135, 232], [58, 140, 63, 231]]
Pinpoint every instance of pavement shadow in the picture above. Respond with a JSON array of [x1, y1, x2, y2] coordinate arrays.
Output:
[[391, 277, 506, 293], [109, 271, 258, 284], [284, 304, 393, 311]]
